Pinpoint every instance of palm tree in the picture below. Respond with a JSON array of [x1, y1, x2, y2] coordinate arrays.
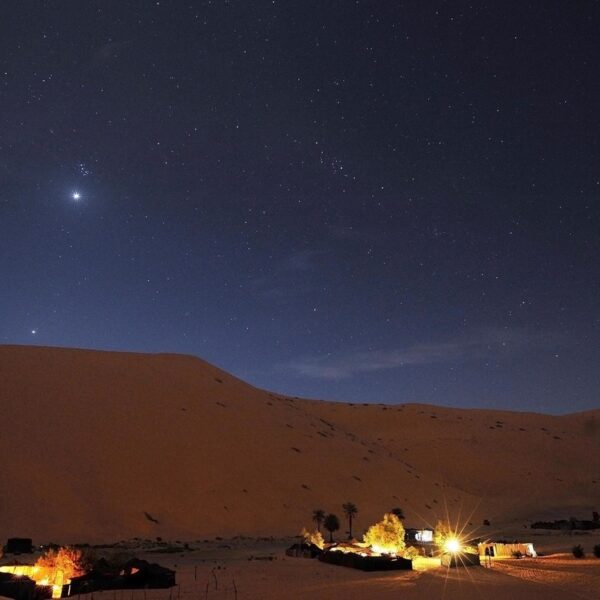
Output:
[[312, 509, 326, 532], [391, 507, 405, 520], [342, 502, 358, 539], [323, 513, 340, 543]]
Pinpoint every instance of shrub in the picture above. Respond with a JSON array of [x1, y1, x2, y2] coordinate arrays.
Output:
[[483, 519, 491, 526], [572, 544, 585, 558], [300, 527, 324, 550], [36, 546, 90, 578], [433, 519, 452, 548], [363, 513, 406, 554], [403, 545, 420, 559], [593, 544, 600, 558], [512, 550, 523, 559]]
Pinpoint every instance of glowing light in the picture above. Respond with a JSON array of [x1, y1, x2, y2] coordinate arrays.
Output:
[[72, 192, 81, 200], [415, 529, 433, 542], [1, 547, 86, 599], [444, 538, 462, 553], [370, 543, 397, 556]]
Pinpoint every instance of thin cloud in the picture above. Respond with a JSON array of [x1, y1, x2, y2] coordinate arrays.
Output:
[[286, 328, 554, 380], [283, 249, 321, 272], [93, 40, 133, 65], [329, 224, 379, 243]]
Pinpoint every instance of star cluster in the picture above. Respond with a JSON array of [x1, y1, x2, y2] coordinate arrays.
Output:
[[1, 2, 598, 412]]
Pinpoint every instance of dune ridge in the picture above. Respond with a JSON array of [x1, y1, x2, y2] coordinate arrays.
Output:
[[1, 344, 598, 544]]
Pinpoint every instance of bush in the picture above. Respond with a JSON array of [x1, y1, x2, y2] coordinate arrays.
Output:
[[403, 545, 420, 559], [593, 544, 600, 558], [572, 545, 585, 558], [300, 527, 324, 550], [483, 519, 491, 526], [512, 550, 523, 559], [363, 513, 406, 555]]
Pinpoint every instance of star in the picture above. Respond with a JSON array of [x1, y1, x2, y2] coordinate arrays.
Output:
[[72, 191, 81, 200], [31, 329, 37, 335]]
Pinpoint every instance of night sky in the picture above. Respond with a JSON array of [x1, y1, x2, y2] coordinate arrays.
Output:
[[2, 2, 599, 413]]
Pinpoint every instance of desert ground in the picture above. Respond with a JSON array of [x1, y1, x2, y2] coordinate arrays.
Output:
[[157, 541, 600, 600], [4, 533, 600, 600], [144, 530, 600, 599], [1, 344, 600, 597]]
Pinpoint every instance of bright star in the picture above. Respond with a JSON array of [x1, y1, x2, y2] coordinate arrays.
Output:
[[72, 191, 81, 200], [31, 329, 37, 335]]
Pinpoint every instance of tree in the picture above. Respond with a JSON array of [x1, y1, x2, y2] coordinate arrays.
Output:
[[342, 502, 358, 539], [312, 509, 325, 532], [323, 513, 340, 543], [300, 527, 324, 550], [433, 519, 452, 549], [32, 547, 91, 588], [391, 507, 405, 520], [35, 547, 88, 578], [572, 544, 585, 558], [363, 513, 406, 554]]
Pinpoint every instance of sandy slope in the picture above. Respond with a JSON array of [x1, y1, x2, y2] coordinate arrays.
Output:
[[1, 345, 598, 544]]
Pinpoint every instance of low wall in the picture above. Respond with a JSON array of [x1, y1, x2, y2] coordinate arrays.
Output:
[[319, 551, 412, 571]]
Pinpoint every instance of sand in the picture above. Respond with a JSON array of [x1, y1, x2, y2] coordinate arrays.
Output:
[[5, 534, 599, 600], [1, 344, 599, 546], [162, 532, 600, 598]]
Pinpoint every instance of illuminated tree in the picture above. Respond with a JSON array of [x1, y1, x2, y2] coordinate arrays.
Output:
[[35, 547, 87, 579], [342, 502, 358, 539], [323, 513, 340, 543], [32, 546, 92, 591], [433, 519, 452, 548], [363, 513, 406, 554], [312, 509, 325, 532], [300, 527, 324, 549]]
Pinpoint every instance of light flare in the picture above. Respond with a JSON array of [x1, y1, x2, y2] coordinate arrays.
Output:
[[444, 537, 462, 553]]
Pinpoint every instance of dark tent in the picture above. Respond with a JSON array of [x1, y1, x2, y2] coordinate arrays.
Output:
[[285, 542, 322, 558], [68, 559, 175, 596], [319, 550, 412, 571], [3, 539, 34, 555], [120, 559, 176, 589], [0, 572, 49, 600]]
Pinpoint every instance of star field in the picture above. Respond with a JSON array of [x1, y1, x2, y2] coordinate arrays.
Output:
[[1, 1, 599, 412]]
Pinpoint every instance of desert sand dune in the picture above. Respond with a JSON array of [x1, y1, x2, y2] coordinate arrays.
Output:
[[1, 344, 598, 544]]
